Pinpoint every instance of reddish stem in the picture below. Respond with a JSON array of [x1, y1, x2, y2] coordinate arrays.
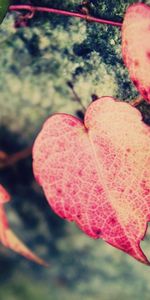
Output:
[[130, 96, 144, 107], [9, 5, 122, 27], [0, 146, 32, 169]]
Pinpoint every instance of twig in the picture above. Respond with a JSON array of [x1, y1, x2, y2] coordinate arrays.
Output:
[[129, 96, 144, 107], [9, 5, 122, 27], [67, 81, 86, 111], [0, 146, 32, 169]]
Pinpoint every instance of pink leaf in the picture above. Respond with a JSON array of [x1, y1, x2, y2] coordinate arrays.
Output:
[[0, 185, 46, 266], [33, 97, 150, 265], [122, 3, 150, 102], [0, 184, 10, 203]]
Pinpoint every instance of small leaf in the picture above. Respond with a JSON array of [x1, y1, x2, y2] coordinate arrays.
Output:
[[0, 184, 10, 203], [33, 97, 150, 265], [0, 0, 9, 24], [0, 185, 47, 266], [122, 3, 150, 102]]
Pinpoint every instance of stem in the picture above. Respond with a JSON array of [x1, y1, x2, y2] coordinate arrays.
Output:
[[67, 81, 86, 111], [129, 96, 144, 107], [0, 146, 32, 169], [9, 5, 122, 27]]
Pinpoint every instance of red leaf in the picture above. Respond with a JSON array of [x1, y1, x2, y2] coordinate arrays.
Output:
[[0, 184, 46, 266], [33, 97, 150, 265], [122, 3, 150, 102], [0, 184, 10, 203]]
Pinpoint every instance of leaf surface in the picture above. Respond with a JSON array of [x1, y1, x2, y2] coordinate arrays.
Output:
[[0, 184, 46, 266], [122, 3, 150, 102], [33, 97, 150, 265]]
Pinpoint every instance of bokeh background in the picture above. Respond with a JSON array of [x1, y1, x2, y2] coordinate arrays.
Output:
[[0, 1, 150, 299]]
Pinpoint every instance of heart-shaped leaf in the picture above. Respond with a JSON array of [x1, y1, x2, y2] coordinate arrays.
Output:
[[0, 0, 9, 24], [122, 3, 150, 102], [33, 97, 150, 265], [0, 184, 46, 265]]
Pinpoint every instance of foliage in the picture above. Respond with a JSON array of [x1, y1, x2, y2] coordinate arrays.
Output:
[[1, 1, 150, 299], [0, 184, 45, 264], [122, 3, 150, 102], [33, 96, 150, 265]]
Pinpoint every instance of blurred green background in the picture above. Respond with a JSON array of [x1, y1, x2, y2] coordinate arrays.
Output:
[[0, 1, 150, 299]]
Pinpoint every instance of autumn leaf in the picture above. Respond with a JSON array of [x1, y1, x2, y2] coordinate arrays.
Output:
[[0, 184, 46, 266], [122, 3, 150, 103], [0, 184, 10, 203], [33, 97, 150, 265]]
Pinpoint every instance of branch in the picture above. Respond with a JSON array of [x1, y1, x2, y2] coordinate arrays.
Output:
[[9, 5, 122, 27], [0, 146, 32, 169]]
